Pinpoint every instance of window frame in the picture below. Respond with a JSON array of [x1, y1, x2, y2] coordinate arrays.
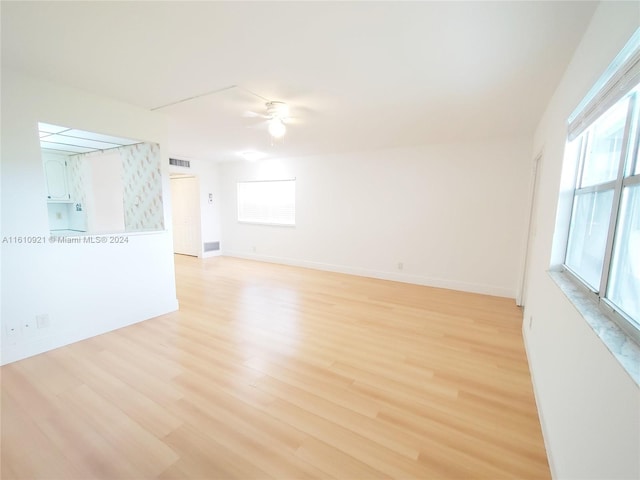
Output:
[[562, 88, 640, 344], [236, 178, 296, 227]]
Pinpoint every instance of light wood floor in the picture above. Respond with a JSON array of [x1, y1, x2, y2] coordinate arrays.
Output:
[[1, 255, 550, 479]]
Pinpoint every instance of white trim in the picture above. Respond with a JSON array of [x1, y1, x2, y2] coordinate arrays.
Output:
[[1, 297, 179, 366], [222, 251, 515, 298], [568, 28, 640, 140], [522, 327, 557, 479], [517, 152, 542, 306], [237, 179, 296, 226]]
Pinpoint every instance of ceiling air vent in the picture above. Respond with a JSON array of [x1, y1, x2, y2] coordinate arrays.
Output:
[[169, 158, 191, 168]]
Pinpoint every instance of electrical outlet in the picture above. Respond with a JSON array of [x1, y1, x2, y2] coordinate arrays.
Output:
[[397, 262, 403, 270], [529, 315, 533, 330], [4, 324, 20, 345], [56, 212, 62, 220], [252, 246, 257, 253]]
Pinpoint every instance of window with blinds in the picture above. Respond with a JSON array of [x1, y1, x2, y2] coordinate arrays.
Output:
[[561, 28, 640, 341], [237, 179, 295, 226]]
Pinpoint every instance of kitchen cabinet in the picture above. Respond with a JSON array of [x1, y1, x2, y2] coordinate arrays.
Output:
[[43, 157, 71, 202]]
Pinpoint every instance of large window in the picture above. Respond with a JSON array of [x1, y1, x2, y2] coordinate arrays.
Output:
[[237, 179, 295, 226], [563, 70, 639, 338]]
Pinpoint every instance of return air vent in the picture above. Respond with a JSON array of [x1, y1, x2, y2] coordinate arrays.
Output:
[[169, 158, 191, 168], [204, 241, 220, 252]]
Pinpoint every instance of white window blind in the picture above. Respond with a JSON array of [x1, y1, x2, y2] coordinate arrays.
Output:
[[568, 28, 640, 141], [237, 179, 295, 226]]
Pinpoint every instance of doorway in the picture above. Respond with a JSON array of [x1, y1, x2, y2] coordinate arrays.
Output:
[[170, 175, 201, 257]]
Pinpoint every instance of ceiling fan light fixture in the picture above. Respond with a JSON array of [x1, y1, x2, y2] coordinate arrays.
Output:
[[268, 118, 286, 139]]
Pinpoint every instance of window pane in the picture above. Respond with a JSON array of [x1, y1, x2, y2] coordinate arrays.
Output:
[[580, 97, 629, 188], [566, 189, 614, 290], [237, 180, 295, 225], [607, 184, 640, 325]]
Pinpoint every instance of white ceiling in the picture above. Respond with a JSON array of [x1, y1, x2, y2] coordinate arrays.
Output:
[[2, 1, 598, 162]]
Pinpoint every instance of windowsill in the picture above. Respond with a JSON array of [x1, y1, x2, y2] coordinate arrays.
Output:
[[237, 221, 296, 227], [548, 269, 640, 386]]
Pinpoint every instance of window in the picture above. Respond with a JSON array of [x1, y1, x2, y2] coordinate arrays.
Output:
[[562, 30, 640, 340], [237, 179, 295, 226]]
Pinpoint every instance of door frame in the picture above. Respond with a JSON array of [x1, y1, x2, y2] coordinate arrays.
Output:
[[170, 174, 202, 257], [516, 152, 543, 307]]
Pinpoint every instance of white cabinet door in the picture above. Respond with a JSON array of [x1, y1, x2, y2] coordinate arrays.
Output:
[[44, 157, 70, 201]]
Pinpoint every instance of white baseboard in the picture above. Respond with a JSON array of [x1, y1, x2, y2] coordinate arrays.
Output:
[[222, 250, 515, 298], [0, 298, 179, 366], [522, 324, 557, 479]]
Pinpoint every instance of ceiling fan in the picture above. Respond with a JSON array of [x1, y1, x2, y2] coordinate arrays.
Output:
[[151, 84, 303, 143], [244, 100, 291, 141]]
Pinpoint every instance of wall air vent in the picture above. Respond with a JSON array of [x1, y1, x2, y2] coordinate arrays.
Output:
[[204, 241, 220, 252], [169, 158, 191, 168]]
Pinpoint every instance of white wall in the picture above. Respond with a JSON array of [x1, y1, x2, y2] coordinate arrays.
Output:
[[169, 158, 222, 258], [219, 138, 531, 298], [523, 2, 640, 479], [0, 70, 178, 365]]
